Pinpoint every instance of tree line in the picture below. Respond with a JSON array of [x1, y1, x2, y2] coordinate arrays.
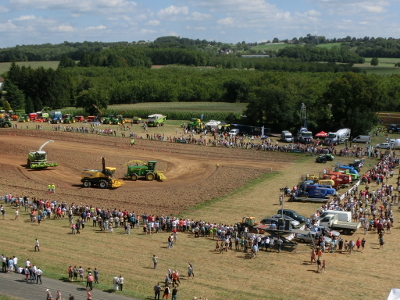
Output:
[[3, 62, 400, 135]]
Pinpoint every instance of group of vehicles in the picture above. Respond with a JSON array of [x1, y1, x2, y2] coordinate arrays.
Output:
[[23, 139, 165, 188], [80, 158, 166, 188], [253, 208, 360, 250]]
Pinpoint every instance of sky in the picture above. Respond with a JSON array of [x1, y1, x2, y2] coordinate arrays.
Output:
[[1, 0, 400, 48]]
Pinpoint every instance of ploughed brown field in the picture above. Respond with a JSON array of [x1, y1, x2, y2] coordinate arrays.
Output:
[[0, 126, 398, 300]]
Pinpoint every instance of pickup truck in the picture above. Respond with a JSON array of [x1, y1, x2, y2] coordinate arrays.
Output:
[[318, 214, 361, 235]]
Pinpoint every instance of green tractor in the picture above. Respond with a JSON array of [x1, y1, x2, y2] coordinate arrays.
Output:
[[63, 114, 75, 124], [18, 114, 30, 122], [103, 115, 121, 125], [124, 160, 166, 181], [188, 118, 204, 133], [27, 140, 58, 169], [0, 118, 12, 128]]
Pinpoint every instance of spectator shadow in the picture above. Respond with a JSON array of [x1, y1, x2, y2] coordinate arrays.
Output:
[[59, 276, 70, 282], [103, 289, 117, 293]]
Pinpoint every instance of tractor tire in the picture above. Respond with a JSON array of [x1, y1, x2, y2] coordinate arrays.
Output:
[[4, 124, 9, 128], [131, 174, 139, 181], [99, 180, 108, 189], [389, 130, 393, 134], [146, 172, 155, 181], [83, 180, 91, 188], [299, 239, 305, 243], [27, 160, 31, 167]]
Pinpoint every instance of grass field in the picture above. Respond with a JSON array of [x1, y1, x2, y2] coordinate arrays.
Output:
[[0, 61, 60, 75]]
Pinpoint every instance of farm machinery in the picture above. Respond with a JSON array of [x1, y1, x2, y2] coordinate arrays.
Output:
[[27, 140, 58, 169], [50, 111, 63, 124], [188, 118, 205, 133], [81, 157, 124, 189], [0, 118, 12, 128], [124, 160, 166, 181], [18, 114, 30, 122], [63, 114, 75, 124], [147, 114, 166, 127]]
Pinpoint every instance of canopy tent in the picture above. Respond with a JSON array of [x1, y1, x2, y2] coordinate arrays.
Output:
[[315, 131, 328, 138], [387, 289, 400, 300]]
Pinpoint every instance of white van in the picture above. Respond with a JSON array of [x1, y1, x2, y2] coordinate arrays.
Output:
[[352, 135, 371, 143], [281, 131, 293, 143]]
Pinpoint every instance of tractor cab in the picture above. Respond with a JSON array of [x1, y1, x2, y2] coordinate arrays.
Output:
[[147, 161, 157, 171], [33, 151, 47, 161], [104, 167, 117, 177]]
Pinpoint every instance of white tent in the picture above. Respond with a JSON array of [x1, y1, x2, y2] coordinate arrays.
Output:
[[387, 289, 400, 300]]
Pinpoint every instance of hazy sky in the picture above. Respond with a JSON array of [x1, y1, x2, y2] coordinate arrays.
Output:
[[1, 0, 400, 47]]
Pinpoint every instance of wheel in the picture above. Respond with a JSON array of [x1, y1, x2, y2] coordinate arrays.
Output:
[[99, 180, 108, 188], [389, 130, 393, 133], [27, 160, 30, 167], [146, 172, 155, 181], [4, 124, 9, 128], [83, 180, 91, 188], [342, 229, 350, 235], [299, 239, 305, 243], [131, 174, 138, 181]]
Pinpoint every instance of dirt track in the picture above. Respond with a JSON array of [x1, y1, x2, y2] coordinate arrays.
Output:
[[0, 129, 295, 215]]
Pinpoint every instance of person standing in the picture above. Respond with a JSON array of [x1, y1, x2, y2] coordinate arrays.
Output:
[[379, 235, 385, 248], [187, 262, 194, 278], [15, 208, 19, 221], [94, 268, 99, 284], [316, 258, 321, 273], [361, 238, 366, 252], [118, 275, 124, 291], [152, 255, 158, 269], [171, 287, 178, 300], [162, 286, 170, 299], [86, 272, 94, 290], [78, 266, 84, 282], [154, 282, 162, 300], [34, 239, 40, 252], [51, 183, 56, 194], [56, 290, 61, 300], [36, 267, 43, 284], [68, 265, 74, 281]]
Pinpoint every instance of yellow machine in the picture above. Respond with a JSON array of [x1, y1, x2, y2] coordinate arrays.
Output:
[[81, 157, 124, 189]]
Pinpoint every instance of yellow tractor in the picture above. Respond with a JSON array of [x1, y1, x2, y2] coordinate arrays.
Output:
[[81, 157, 124, 189]]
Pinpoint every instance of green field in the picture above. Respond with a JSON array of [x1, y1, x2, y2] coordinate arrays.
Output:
[[0, 61, 59, 75], [60, 102, 247, 121], [354, 57, 400, 75]]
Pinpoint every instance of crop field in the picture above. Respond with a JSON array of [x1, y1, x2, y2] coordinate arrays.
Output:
[[0, 61, 60, 75], [0, 118, 399, 300], [376, 112, 400, 125], [61, 102, 248, 121]]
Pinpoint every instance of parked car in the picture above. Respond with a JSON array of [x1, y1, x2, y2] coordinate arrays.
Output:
[[316, 153, 334, 163], [276, 209, 307, 223], [375, 143, 391, 149], [260, 217, 279, 227], [271, 215, 301, 228], [310, 226, 340, 237], [296, 231, 332, 244], [268, 235, 297, 251]]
